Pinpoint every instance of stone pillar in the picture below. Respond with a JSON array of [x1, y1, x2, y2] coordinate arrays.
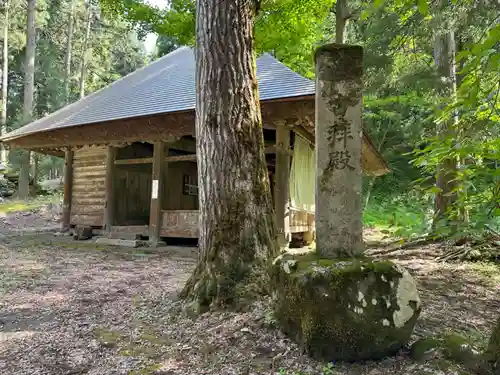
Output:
[[315, 44, 364, 258], [61, 148, 74, 231], [103, 146, 116, 231], [148, 141, 166, 246], [274, 121, 291, 248]]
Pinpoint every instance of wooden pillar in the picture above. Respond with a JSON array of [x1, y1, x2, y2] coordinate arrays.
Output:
[[275, 121, 291, 248], [149, 141, 166, 246], [61, 148, 74, 231], [103, 146, 116, 231]]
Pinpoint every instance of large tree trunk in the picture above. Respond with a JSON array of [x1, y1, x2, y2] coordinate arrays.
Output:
[[18, 0, 36, 199], [181, 0, 277, 310], [63, 0, 76, 103], [432, 30, 458, 229], [485, 316, 500, 373], [79, 1, 91, 100], [1, 0, 9, 165]]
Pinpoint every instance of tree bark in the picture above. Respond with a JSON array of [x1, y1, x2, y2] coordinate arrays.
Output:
[[181, 0, 277, 310], [432, 29, 458, 229], [335, 0, 348, 44], [485, 315, 500, 373], [364, 121, 389, 209], [1, 0, 9, 165], [64, 0, 76, 103], [18, 0, 36, 199], [79, 1, 92, 100]]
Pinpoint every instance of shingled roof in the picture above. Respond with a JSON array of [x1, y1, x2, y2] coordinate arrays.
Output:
[[2, 47, 315, 142]]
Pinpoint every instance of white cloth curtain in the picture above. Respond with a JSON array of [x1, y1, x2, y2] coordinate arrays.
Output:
[[289, 134, 315, 212]]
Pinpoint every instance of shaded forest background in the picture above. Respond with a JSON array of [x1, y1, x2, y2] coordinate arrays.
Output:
[[1, 0, 499, 242]]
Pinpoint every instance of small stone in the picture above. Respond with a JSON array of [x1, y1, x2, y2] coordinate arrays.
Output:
[[73, 226, 93, 241]]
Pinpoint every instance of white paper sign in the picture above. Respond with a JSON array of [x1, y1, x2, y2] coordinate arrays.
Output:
[[151, 180, 159, 199]]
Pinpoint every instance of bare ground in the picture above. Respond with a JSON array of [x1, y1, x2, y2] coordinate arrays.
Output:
[[1, 232, 499, 375]]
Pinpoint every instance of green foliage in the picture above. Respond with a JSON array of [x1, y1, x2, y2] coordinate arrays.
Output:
[[1, 0, 148, 179], [363, 193, 432, 239], [278, 362, 340, 375]]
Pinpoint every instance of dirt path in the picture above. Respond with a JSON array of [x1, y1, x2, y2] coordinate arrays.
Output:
[[1, 234, 498, 375], [0, 203, 62, 235]]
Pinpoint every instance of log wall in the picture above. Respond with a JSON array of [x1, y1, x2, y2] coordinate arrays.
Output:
[[70, 146, 107, 226]]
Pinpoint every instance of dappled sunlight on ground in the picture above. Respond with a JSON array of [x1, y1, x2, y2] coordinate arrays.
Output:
[[0, 233, 498, 374]]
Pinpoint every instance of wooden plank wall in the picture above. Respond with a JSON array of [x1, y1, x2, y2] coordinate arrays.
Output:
[[164, 161, 198, 210], [71, 146, 107, 226], [114, 164, 152, 225], [160, 210, 199, 238]]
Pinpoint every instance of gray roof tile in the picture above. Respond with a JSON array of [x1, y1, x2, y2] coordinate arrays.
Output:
[[3, 47, 314, 141]]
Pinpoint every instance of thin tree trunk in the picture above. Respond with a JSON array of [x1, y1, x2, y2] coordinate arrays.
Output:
[[79, 1, 91, 100], [181, 0, 277, 310], [32, 153, 38, 184], [64, 0, 76, 103], [335, 0, 348, 44], [364, 121, 390, 209], [432, 29, 458, 229], [0, 0, 9, 165], [18, 0, 36, 199]]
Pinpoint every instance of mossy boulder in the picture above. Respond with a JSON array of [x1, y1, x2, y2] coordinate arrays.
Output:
[[271, 253, 421, 361]]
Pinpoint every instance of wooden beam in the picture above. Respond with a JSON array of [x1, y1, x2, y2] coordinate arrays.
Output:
[[148, 142, 166, 246], [293, 125, 315, 145], [114, 154, 197, 165], [165, 154, 196, 162], [274, 121, 291, 248], [103, 146, 117, 231], [115, 158, 153, 165], [264, 145, 293, 156], [61, 148, 74, 231]]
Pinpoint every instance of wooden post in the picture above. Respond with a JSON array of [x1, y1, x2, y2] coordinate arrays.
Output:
[[149, 141, 166, 246], [103, 146, 116, 231], [275, 121, 291, 248], [61, 148, 74, 231]]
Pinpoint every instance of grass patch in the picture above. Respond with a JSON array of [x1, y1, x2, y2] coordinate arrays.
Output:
[[465, 262, 500, 287], [0, 201, 41, 214], [0, 195, 61, 214], [363, 196, 432, 239]]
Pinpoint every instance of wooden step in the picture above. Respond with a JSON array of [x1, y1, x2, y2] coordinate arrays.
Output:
[[108, 232, 144, 240]]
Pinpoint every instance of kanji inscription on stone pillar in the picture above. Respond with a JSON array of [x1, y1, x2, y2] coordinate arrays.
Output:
[[315, 44, 364, 258]]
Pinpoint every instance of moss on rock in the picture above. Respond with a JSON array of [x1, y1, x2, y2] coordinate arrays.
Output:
[[410, 337, 442, 361], [410, 333, 482, 371], [271, 253, 421, 361]]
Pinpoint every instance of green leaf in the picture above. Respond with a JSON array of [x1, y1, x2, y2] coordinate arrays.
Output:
[[417, 0, 428, 15]]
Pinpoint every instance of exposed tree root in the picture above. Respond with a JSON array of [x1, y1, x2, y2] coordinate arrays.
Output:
[[436, 235, 500, 263], [369, 236, 437, 256]]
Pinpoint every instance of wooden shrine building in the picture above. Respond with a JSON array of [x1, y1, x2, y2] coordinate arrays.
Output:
[[1, 47, 389, 245]]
